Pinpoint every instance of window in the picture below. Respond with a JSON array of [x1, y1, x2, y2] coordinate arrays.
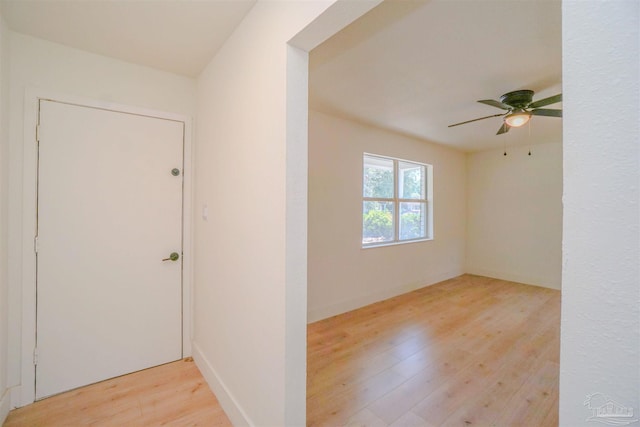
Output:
[[362, 153, 432, 247]]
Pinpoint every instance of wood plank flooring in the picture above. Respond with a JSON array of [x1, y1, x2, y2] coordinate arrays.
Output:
[[4, 358, 232, 427], [307, 274, 560, 427], [5, 274, 559, 426]]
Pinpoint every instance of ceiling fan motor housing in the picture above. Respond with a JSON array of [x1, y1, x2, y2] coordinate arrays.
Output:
[[500, 90, 534, 109]]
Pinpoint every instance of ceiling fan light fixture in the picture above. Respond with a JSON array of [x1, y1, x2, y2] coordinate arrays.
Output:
[[504, 110, 531, 127]]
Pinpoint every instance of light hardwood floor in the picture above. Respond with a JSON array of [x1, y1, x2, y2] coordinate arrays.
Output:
[[5, 275, 559, 426], [4, 358, 231, 427], [307, 274, 560, 427]]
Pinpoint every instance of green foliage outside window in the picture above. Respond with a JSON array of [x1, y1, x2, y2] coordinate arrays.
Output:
[[363, 208, 393, 241], [402, 168, 423, 199], [400, 212, 422, 240], [363, 167, 393, 198]]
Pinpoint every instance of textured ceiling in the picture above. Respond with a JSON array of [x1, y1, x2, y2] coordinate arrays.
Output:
[[0, 0, 256, 77], [309, 0, 562, 152]]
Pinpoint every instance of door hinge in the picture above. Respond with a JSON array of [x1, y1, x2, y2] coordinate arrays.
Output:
[[33, 348, 38, 365], [34, 236, 39, 254]]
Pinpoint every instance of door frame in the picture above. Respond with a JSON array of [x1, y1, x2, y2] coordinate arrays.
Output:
[[16, 88, 194, 406]]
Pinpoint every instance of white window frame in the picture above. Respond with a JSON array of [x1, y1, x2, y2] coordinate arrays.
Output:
[[362, 153, 433, 248]]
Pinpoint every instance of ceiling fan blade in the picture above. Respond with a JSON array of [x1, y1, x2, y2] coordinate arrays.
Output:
[[478, 99, 511, 110], [528, 93, 562, 108], [448, 113, 506, 128], [531, 108, 562, 117], [496, 122, 510, 135]]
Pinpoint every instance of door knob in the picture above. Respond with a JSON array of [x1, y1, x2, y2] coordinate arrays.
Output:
[[162, 252, 180, 262]]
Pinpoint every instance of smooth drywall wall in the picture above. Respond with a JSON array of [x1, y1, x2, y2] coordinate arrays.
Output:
[[560, 1, 639, 425], [0, 14, 10, 426], [194, 2, 357, 425], [308, 111, 466, 322], [466, 142, 562, 289], [7, 32, 196, 403]]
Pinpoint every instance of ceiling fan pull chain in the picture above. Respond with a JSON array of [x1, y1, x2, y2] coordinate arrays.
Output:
[[528, 120, 532, 156]]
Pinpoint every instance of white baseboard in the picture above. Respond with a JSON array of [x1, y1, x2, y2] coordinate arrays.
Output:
[[465, 267, 561, 290], [192, 342, 253, 427], [0, 387, 11, 425], [308, 269, 464, 323]]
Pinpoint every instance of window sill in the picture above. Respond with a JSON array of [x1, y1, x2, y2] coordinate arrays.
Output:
[[362, 237, 432, 249]]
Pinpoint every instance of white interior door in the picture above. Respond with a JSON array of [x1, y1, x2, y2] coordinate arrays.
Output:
[[35, 100, 184, 399]]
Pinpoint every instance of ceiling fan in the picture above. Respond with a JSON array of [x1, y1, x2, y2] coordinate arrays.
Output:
[[448, 89, 562, 135]]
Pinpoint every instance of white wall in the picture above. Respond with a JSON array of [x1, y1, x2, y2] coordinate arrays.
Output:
[[6, 32, 196, 406], [192, 1, 386, 424], [193, 2, 337, 426], [0, 13, 10, 427], [308, 111, 466, 322], [561, 1, 639, 425], [466, 142, 562, 289]]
